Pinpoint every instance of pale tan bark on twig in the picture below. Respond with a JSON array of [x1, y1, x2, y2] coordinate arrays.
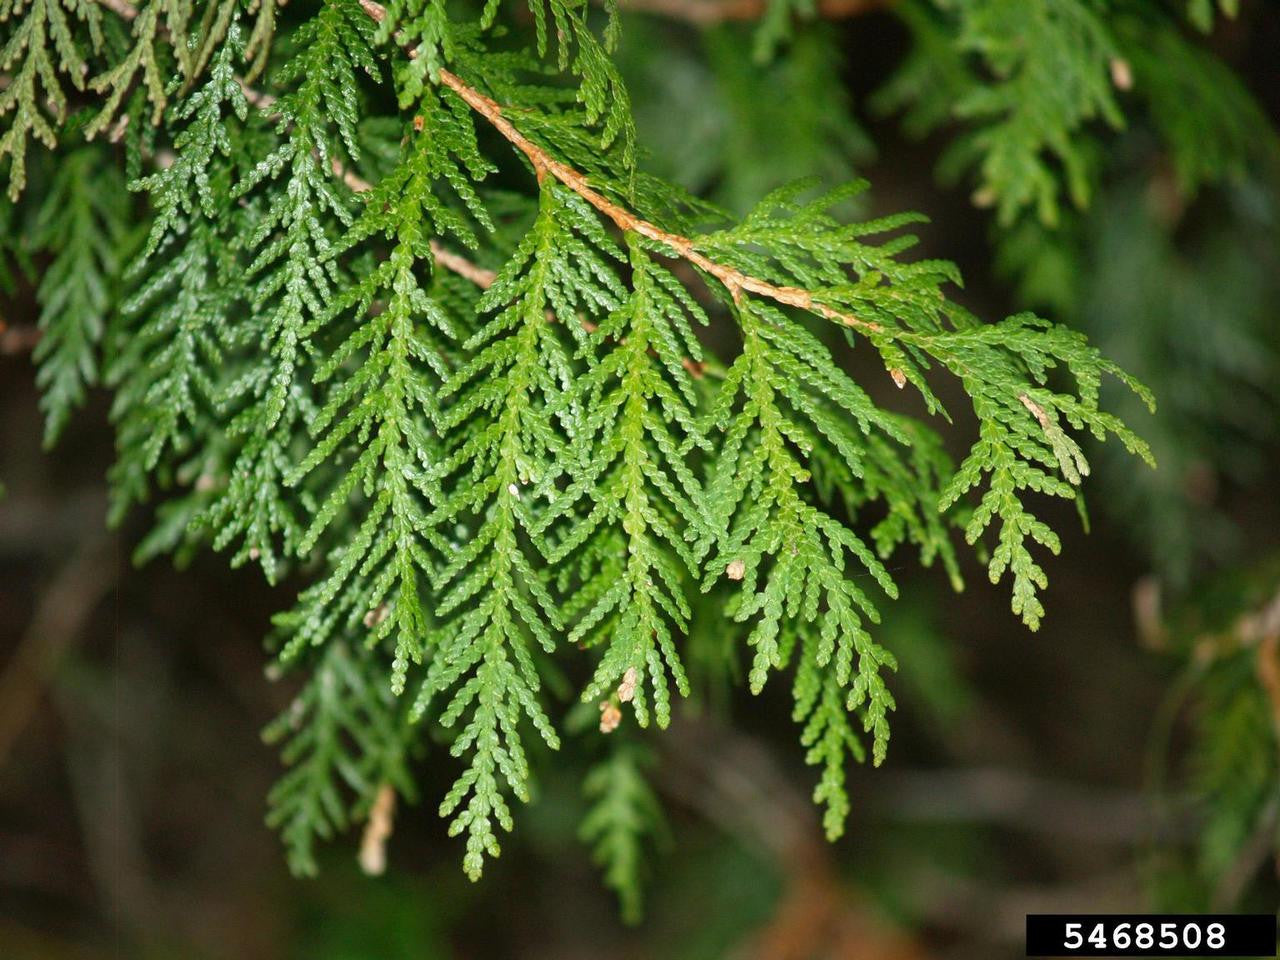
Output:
[[357, 782, 397, 875]]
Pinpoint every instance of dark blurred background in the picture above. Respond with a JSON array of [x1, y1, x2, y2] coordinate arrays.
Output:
[[2, 4, 1279, 959]]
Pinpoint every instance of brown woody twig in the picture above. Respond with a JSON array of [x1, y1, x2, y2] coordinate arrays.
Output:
[[433, 66, 883, 335]]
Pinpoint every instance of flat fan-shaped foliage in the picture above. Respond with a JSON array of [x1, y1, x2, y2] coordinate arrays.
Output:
[[16, 0, 1249, 921]]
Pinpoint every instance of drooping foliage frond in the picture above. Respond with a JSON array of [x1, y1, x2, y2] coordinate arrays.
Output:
[[31, 146, 133, 445], [0, 0, 100, 197], [201, 0, 377, 579], [108, 26, 249, 515], [263, 639, 418, 876], [580, 740, 666, 923]]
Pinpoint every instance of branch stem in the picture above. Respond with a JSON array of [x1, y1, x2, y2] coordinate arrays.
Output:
[[434, 67, 882, 335]]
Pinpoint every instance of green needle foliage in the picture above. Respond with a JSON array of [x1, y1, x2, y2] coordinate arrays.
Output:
[[84, 0, 189, 139], [203, 0, 376, 578], [412, 184, 597, 879], [551, 233, 708, 730], [944, 0, 1124, 227], [108, 28, 247, 512], [875, 0, 1254, 230], [1145, 560, 1280, 912], [30, 146, 133, 445], [580, 740, 666, 923], [0, 0, 101, 198], [264, 639, 418, 877], [25, 0, 1277, 918]]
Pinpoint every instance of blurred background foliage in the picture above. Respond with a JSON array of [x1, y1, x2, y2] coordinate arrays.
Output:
[[2, 0, 1278, 957]]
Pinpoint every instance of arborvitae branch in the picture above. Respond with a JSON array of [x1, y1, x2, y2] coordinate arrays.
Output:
[[83, 0, 189, 138], [428, 62, 1152, 629], [9, 0, 1178, 896], [282, 82, 493, 685]]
